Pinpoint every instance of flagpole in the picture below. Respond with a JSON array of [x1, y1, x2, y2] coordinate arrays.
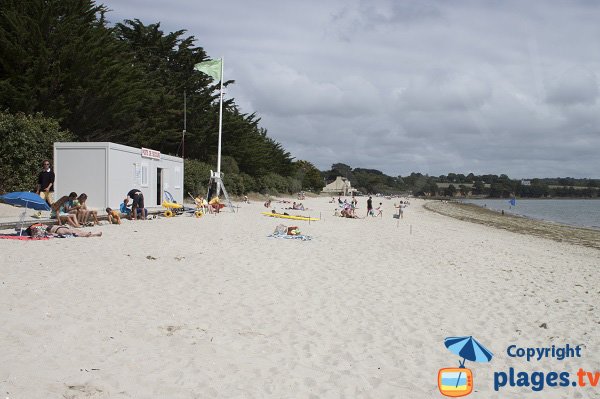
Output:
[[217, 57, 224, 176], [183, 91, 186, 159]]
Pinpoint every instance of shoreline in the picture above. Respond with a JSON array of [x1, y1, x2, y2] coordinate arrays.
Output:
[[424, 200, 600, 250]]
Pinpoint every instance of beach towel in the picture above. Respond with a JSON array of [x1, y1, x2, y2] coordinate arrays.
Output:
[[0, 235, 50, 240], [268, 232, 312, 241], [269, 224, 311, 240]]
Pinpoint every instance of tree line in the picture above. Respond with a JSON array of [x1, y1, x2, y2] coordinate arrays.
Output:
[[321, 164, 600, 198], [0, 0, 323, 195]]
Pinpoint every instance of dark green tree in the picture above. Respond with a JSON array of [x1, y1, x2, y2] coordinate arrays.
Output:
[[0, 0, 147, 141], [294, 160, 324, 192], [444, 184, 457, 197]]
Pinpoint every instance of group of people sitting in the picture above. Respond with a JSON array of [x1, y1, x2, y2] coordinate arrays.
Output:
[[335, 200, 359, 218], [331, 197, 359, 207], [286, 202, 305, 211], [50, 189, 150, 228], [334, 197, 392, 219], [194, 195, 223, 213], [50, 192, 99, 227]]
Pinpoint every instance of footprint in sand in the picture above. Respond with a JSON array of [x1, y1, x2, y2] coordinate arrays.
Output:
[[63, 383, 103, 398], [160, 325, 184, 336]]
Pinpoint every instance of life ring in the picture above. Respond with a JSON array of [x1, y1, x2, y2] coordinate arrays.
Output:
[[164, 209, 173, 217], [195, 210, 204, 218]]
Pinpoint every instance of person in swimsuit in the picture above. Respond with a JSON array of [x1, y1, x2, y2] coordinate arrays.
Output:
[[77, 193, 99, 225], [51, 193, 80, 227], [106, 208, 122, 224], [47, 225, 102, 237]]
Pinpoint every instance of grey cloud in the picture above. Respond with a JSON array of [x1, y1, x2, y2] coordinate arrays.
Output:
[[546, 67, 599, 106], [395, 73, 492, 112], [231, 62, 380, 118], [103, 0, 600, 178], [330, 0, 442, 39]]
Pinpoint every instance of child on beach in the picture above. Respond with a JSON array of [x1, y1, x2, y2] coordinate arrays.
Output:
[[78, 193, 99, 225], [106, 207, 122, 224], [374, 203, 383, 217], [122, 198, 148, 219]]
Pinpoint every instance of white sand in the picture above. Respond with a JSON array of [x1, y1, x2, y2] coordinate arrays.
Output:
[[0, 197, 598, 398]]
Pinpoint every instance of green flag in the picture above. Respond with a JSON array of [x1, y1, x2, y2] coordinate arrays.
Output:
[[194, 59, 222, 81]]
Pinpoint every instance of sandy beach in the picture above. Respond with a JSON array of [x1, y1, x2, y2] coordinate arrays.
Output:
[[1, 196, 599, 398]]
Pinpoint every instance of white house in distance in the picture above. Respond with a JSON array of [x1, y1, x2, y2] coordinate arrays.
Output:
[[53, 142, 184, 210], [322, 176, 355, 196]]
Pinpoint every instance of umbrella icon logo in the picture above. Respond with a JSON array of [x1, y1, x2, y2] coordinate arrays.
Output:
[[438, 336, 493, 397]]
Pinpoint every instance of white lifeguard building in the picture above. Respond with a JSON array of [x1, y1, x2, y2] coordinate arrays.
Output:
[[53, 142, 184, 210]]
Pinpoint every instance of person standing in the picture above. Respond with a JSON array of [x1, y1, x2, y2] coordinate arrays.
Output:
[[126, 189, 146, 220], [36, 160, 55, 205], [366, 196, 373, 217], [396, 202, 405, 219]]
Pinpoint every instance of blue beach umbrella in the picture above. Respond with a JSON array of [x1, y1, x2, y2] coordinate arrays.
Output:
[[0, 192, 51, 235], [444, 336, 493, 388], [0, 192, 51, 211]]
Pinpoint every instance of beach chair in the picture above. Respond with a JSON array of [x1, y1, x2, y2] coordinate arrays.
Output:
[[162, 191, 184, 217], [187, 192, 207, 218], [162, 191, 197, 217]]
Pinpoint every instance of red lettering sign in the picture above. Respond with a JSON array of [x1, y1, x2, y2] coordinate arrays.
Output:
[[141, 147, 161, 160]]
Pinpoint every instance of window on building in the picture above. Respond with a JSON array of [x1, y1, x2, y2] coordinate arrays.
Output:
[[141, 163, 149, 187], [174, 167, 181, 189]]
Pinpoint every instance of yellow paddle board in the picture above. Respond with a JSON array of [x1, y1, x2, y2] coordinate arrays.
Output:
[[262, 212, 319, 221]]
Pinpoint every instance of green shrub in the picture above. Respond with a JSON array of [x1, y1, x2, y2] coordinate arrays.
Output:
[[0, 111, 74, 193], [287, 177, 302, 194], [258, 173, 292, 195], [183, 159, 212, 195], [223, 173, 245, 196], [239, 173, 256, 193]]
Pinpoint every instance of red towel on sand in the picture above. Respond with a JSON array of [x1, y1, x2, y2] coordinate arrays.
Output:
[[0, 235, 50, 241]]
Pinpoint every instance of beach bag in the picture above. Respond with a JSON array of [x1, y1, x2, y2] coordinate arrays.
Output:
[[26, 223, 48, 238], [274, 224, 288, 235]]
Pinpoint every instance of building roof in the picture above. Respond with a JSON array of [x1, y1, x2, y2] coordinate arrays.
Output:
[[322, 176, 355, 193]]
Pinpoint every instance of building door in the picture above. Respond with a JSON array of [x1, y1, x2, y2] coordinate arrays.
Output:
[[156, 168, 163, 205]]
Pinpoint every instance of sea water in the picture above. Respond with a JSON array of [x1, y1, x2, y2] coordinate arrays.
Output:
[[463, 199, 600, 230]]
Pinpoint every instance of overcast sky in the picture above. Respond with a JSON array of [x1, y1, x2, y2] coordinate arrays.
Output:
[[102, 0, 600, 178]]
